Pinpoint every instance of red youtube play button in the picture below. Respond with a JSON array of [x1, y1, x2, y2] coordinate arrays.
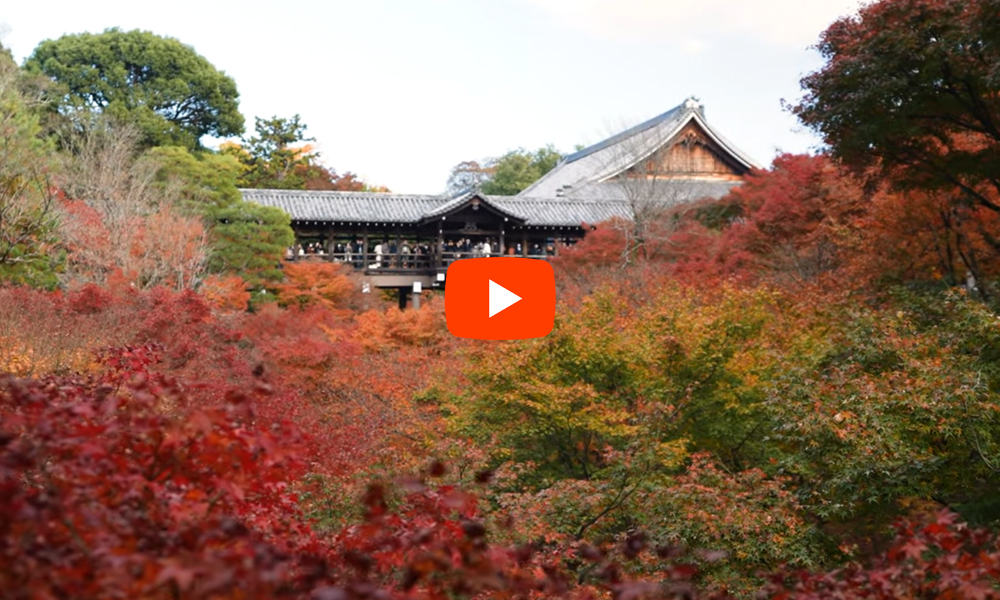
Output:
[[445, 258, 555, 340]]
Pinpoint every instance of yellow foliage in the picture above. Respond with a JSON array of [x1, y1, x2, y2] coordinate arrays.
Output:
[[0, 337, 34, 376]]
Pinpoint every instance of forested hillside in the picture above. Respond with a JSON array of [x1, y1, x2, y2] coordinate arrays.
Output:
[[6, 2, 1000, 598]]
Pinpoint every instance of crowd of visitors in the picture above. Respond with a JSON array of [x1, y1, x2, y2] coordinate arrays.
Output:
[[285, 237, 558, 268]]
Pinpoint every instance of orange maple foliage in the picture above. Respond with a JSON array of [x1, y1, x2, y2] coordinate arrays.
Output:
[[200, 274, 251, 312], [274, 261, 357, 313]]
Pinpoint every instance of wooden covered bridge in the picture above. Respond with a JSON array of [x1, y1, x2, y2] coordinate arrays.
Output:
[[242, 98, 759, 307]]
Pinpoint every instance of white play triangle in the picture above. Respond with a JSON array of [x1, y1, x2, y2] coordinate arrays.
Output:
[[488, 279, 521, 318]]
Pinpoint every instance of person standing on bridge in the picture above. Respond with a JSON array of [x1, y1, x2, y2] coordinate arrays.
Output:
[[401, 242, 412, 268]]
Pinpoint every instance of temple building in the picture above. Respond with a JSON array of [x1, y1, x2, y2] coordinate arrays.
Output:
[[242, 97, 759, 304]]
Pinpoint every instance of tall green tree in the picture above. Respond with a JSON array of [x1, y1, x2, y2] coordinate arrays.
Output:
[[208, 202, 294, 287], [482, 145, 562, 195], [24, 28, 244, 149], [146, 145, 242, 212], [0, 45, 62, 289], [445, 146, 563, 196], [225, 114, 315, 189]]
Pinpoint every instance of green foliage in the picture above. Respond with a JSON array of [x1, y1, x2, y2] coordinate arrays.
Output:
[[446, 146, 563, 196], [635, 454, 822, 593], [146, 145, 242, 212], [206, 201, 294, 286], [631, 286, 779, 471], [481, 146, 562, 195], [765, 292, 1000, 522], [449, 284, 781, 478], [0, 49, 62, 289], [444, 283, 787, 567], [449, 288, 644, 483], [693, 196, 742, 230], [224, 114, 315, 189], [24, 28, 243, 149], [0, 244, 63, 290]]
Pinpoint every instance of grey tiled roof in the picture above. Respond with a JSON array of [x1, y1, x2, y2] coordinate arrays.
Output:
[[241, 188, 633, 227], [240, 189, 443, 223], [487, 196, 632, 226], [420, 190, 476, 218], [518, 98, 760, 199], [562, 178, 742, 204], [241, 179, 739, 228]]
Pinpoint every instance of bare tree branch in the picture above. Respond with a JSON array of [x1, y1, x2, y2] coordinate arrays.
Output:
[[56, 115, 208, 289]]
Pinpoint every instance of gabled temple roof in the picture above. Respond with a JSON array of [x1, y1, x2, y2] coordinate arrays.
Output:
[[419, 191, 525, 224], [518, 97, 760, 199]]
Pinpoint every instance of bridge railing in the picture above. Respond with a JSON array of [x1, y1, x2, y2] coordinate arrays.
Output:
[[285, 251, 553, 270]]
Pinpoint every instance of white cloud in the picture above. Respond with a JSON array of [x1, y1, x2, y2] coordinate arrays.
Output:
[[522, 0, 862, 47]]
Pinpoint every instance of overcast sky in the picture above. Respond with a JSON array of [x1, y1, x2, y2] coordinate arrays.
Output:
[[2, 0, 863, 193]]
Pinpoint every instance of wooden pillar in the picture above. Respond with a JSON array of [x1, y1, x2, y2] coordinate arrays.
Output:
[[398, 288, 407, 310], [395, 225, 402, 268], [499, 220, 505, 255], [362, 227, 369, 270], [521, 228, 528, 257], [437, 227, 444, 268]]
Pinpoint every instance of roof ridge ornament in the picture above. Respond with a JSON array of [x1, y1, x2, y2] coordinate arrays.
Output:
[[683, 96, 705, 119]]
